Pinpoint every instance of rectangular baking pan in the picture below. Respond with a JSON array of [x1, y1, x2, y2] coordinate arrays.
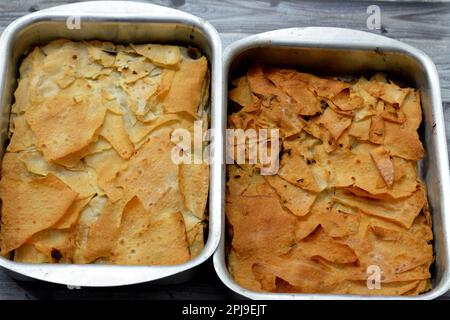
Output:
[[213, 27, 450, 300], [0, 1, 223, 287]]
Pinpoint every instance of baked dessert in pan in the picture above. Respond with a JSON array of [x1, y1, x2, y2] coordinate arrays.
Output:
[[0, 40, 210, 265], [226, 65, 433, 295]]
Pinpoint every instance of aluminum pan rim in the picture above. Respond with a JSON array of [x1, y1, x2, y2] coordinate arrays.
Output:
[[0, 1, 223, 287], [214, 27, 450, 300]]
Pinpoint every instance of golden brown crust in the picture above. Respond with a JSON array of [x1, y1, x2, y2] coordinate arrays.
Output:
[[110, 197, 190, 265], [226, 66, 432, 296], [0, 172, 78, 254], [179, 163, 210, 220], [0, 40, 210, 265], [162, 56, 208, 118], [25, 95, 106, 165]]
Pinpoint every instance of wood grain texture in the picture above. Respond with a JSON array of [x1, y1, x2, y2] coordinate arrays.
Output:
[[0, 0, 449, 300], [0, 261, 239, 300]]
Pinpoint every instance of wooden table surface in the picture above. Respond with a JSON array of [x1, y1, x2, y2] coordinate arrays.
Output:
[[0, 0, 449, 300]]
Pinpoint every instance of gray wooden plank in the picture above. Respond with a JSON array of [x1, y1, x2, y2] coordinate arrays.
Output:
[[445, 102, 450, 161], [0, 1, 448, 99], [0, 260, 237, 300]]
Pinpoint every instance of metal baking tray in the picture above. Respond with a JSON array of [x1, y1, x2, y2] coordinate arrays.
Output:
[[0, 1, 223, 287], [213, 27, 450, 300]]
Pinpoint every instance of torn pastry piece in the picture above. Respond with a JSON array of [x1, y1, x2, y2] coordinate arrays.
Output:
[[301, 119, 337, 153], [228, 76, 258, 112], [227, 165, 252, 196], [123, 112, 181, 145], [114, 50, 157, 82], [0, 172, 77, 254], [333, 186, 426, 229], [7, 115, 36, 152], [183, 211, 205, 258], [26, 229, 75, 263], [346, 144, 419, 199], [315, 107, 352, 141], [352, 77, 378, 111], [247, 65, 290, 106], [379, 100, 406, 124], [264, 174, 317, 217], [348, 118, 371, 141], [331, 88, 364, 112], [228, 249, 264, 292], [364, 78, 410, 106], [278, 151, 320, 192], [155, 68, 176, 100], [99, 112, 135, 159], [85, 40, 116, 68], [41, 40, 112, 82], [370, 146, 394, 187], [84, 148, 126, 194], [14, 244, 52, 263], [241, 170, 276, 197], [104, 134, 182, 213], [121, 76, 160, 116], [53, 196, 93, 230], [86, 137, 113, 155], [12, 48, 46, 114], [307, 76, 350, 100], [72, 196, 124, 263], [383, 120, 424, 160], [179, 163, 209, 219], [320, 203, 361, 238], [282, 132, 320, 161], [345, 221, 432, 283], [111, 197, 190, 265], [264, 67, 322, 116], [314, 146, 387, 195], [226, 192, 297, 258], [294, 192, 360, 241], [252, 255, 342, 293], [25, 95, 106, 166], [131, 44, 181, 67], [369, 115, 385, 144], [292, 226, 358, 264], [402, 90, 422, 131], [258, 103, 305, 137], [162, 56, 209, 118], [18, 150, 98, 198]]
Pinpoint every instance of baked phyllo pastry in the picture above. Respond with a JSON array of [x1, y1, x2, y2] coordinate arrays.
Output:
[[0, 40, 210, 265], [226, 65, 433, 296]]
